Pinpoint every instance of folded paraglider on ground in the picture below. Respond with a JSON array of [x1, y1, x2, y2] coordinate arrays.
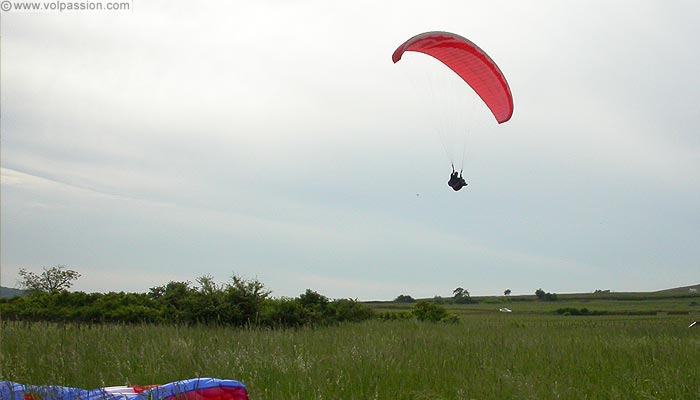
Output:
[[0, 377, 248, 400]]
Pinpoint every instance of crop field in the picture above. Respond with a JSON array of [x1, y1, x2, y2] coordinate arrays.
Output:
[[2, 310, 699, 399]]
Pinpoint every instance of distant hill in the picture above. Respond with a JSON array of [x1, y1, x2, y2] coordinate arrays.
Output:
[[514, 284, 700, 298], [371, 283, 700, 302], [653, 284, 700, 296], [550, 284, 700, 299], [0, 286, 27, 299]]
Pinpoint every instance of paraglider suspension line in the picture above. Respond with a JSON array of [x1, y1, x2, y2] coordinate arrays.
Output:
[[460, 140, 467, 173]]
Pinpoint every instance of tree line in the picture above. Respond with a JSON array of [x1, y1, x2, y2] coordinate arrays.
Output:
[[3, 265, 563, 327], [2, 266, 463, 327], [1, 273, 375, 327]]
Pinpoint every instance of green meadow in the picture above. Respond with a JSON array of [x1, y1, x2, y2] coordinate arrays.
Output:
[[3, 296, 700, 399], [371, 293, 700, 316]]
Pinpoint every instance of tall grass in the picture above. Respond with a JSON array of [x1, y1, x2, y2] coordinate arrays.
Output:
[[2, 316, 699, 399]]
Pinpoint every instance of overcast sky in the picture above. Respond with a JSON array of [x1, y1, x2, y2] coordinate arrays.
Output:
[[1, 0, 698, 300]]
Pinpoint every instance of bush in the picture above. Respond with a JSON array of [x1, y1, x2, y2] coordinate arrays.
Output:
[[262, 298, 308, 327], [412, 301, 458, 323], [326, 299, 374, 323], [378, 311, 413, 321], [442, 314, 460, 323], [535, 288, 558, 302], [454, 296, 478, 304]]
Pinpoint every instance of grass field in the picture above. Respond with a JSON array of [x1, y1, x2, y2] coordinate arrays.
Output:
[[368, 293, 700, 316], [2, 308, 700, 399]]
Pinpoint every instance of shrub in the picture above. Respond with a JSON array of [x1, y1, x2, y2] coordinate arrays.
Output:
[[326, 298, 374, 323], [412, 301, 450, 322], [535, 288, 558, 301], [378, 311, 413, 321]]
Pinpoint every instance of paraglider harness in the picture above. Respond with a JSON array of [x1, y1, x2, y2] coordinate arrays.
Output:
[[448, 164, 467, 191]]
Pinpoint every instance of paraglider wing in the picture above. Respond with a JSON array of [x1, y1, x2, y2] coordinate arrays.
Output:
[[392, 31, 513, 124], [138, 378, 248, 400], [1, 378, 248, 400]]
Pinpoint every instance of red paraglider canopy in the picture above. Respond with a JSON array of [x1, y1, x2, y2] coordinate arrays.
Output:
[[392, 31, 513, 124]]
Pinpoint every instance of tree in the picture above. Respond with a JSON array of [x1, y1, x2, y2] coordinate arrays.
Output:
[[394, 294, 415, 303], [452, 287, 475, 304], [224, 274, 270, 325], [535, 288, 557, 301], [18, 265, 81, 293], [504, 289, 511, 296], [453, 287, 469, 298]]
